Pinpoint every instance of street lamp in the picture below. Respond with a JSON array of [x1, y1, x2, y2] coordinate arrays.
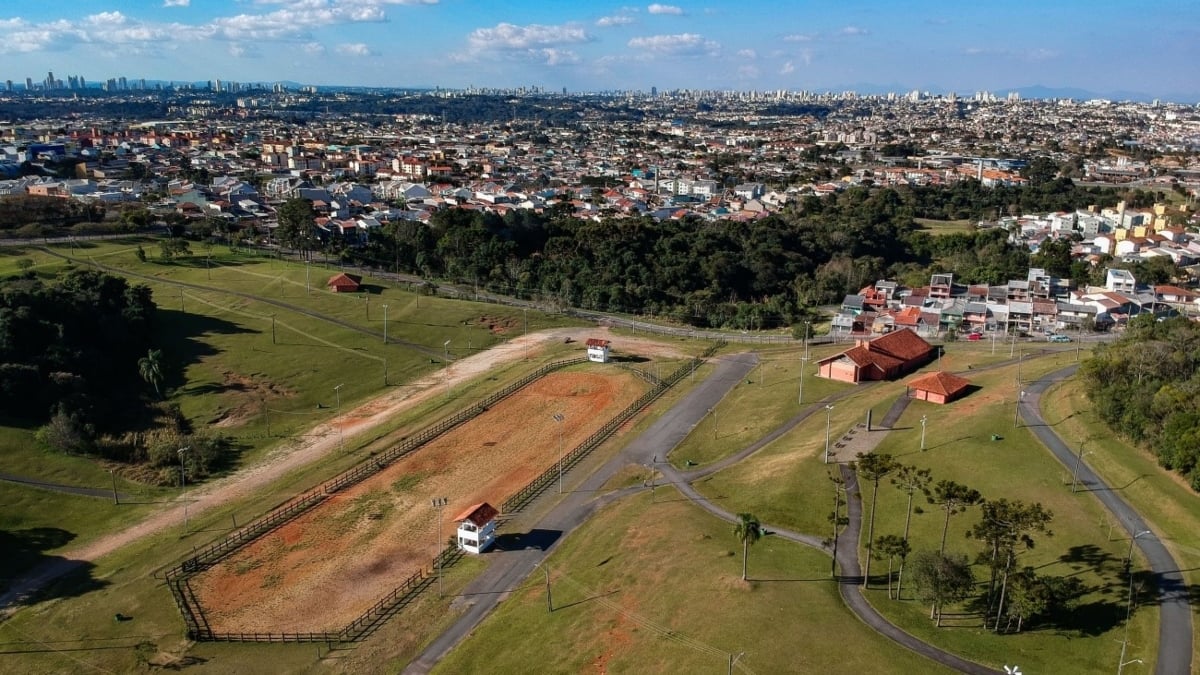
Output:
[[553, 413, 566, 493], [1071, 441, 1094, 493], [824, 405, 835, 464], [334, 383, 344, 410], [920, 415, 928, 451], [178, 446, 190, 534], [1126, 530, 1152, 567], [431, 497, 449, 596], [534, 561, 552, 613], [727, 651, 745, 675], [444, 339, 451, 359], [1014, 390, 1025, 428], [382, 304, 388, 344], [523, 307, 529, 361]]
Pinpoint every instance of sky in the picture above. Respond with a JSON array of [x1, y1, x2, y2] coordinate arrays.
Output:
[[1, 0, 1197, 100]]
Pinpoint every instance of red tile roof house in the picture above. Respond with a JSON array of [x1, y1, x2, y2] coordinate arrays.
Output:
[[906, 371, 972, 404], [586, 338, 612, 363], [326, 272, 362, 293], [454, 502, 499, 554], [815, 328, 935, 384]]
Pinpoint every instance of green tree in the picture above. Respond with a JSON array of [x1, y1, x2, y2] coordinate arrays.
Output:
[[138, 348, 164, 398], [134, 245, 147, 263], [733, 512, 762, 581], [909, 550, 975, 626], [276, 197, 318, 258], [856, 451, 898, 588], [874, 534, 910, 600], [929, 480, 982, 555], [968, 499, 1053, 630], [891, 464, 933, 598]]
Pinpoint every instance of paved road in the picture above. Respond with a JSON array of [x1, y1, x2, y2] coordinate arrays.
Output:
[[0, 472, 130, 501], [1020, 366, 1193, 675], [402, 352, 759, 674], [40, 248, 448, 362]]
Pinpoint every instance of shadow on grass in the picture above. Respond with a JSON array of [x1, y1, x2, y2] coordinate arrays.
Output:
[[0, 528, 107, 606], [156, 308, 257, 396]]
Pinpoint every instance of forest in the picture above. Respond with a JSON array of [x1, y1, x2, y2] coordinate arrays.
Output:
[[312, 181, 1126, 329], [1082, 316, 1200, 490], [0, 268, 228, 484]]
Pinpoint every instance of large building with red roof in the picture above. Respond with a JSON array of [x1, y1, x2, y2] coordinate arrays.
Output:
[[815, 328, 934, 384]]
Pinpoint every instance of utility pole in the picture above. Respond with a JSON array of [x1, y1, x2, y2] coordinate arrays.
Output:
[[1014, 390, 1024, 427], [271, 314, 276, 345], [727, 651, 745, 675], [920, 415, 928, 451], [334, 383, 344, 410], [431, 497, 448, 597], [382, 304, 388, 344], [553, 413, 566, 493], [824, 404, 835, 463], [523, 308, 529, 361], [178, 446, 190, 535], [1071, 441, 1091, 493], [535, 562, 552, 612], [109, 469, 119, 505]]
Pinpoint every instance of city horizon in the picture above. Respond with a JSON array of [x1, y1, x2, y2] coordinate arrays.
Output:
[[0, 0, 1197, 103]]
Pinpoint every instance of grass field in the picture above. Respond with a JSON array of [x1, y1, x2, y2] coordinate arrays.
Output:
[[915, 218, 976, 236], [1043, 376, 1200, 670], [434, 488, 951, 674]]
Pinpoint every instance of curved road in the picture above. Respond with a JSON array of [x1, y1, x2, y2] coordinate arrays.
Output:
[[1020, 365, 1192, 675]]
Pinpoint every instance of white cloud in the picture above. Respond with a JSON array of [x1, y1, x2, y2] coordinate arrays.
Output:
[[627, 33, 718, 55], [163, 0, 190, 7], [839, 25, 868, 36], [336, 42, 372, 56], [467, 22, 591, 51], [647, 4, 684, 15], [783, 33, 815, 42], [596, 15, 634, 27], [535, 48, 580, 65], [780, 61, 794, 74], [736, 48, 756, 59], [229, 43, 261, 58], [303, 41, 326, 55]]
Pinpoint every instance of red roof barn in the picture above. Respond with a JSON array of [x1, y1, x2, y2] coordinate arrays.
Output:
[[815, 328, 934, 384], [906, 371, 972, 404], [326, 272, 362, 293]]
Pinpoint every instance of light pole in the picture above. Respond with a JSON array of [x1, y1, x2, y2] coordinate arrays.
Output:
[[178, 446, 190, 535], [534, 561, 552, 612], [444, 339, 451, 359], [1014, 390, 1025, 428], [1071, 441, 1093, 493], [382, 304, 388, 344], [727, 651, 745, 675], [824, 404, 834, 463], [920, 415, 928, 451], [431, 496, 448, 596], [271, 314, 276, 345], [523, 307, 529, 361], [334, 383, 343, 410], [1126, 530, 1152, 567], [553, 413, 566, 493], [109, 468, 119, 505]]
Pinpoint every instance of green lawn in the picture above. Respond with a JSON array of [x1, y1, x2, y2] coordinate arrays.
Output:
[[1043, 376, 1200, 670], [692, 351, 1153, 673], [434, 488, 950, 674], [666, 344, 852, 469], [915, 218, 976, 235]]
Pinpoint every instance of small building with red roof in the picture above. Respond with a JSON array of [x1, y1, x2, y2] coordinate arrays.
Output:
[[326, 272, 362, 293], [906, 371, 972, 405], [815, 328, 934, 384], [586, 338, 611, 363], [454, 502, 499, 554]]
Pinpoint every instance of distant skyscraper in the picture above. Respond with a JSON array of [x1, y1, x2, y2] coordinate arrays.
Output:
[[25, 77, 32, 91], [651, 86, 658, 97], [4, 80, 11, 92], [119, 76, 127, 90], [46, 71, 55, 89]]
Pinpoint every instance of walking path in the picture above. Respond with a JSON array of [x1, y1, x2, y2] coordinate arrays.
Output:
[[1020, 366, 1192, 675]]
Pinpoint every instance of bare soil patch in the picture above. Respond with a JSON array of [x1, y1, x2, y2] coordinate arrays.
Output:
[[190, 369, 647, 633], [209, 371, 294, 428]]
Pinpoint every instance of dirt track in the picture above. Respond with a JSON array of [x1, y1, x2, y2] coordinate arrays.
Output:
[[0, 326, 686, 614], [191, 370, 646, 633]]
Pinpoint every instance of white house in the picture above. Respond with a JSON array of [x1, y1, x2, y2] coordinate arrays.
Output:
[[586, 338, 611, 363], [1106, 268, 1137, 294], [453, 502, 498, 554]]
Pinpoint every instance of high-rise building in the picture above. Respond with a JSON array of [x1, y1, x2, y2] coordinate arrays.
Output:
[[46, 71, 55, 89], [4, 80, 11, 92]]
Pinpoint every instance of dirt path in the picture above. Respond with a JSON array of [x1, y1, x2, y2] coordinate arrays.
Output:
[[0, 326, 686, 615]]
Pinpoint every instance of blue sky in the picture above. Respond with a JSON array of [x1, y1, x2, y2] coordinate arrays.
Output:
[[1, 0, 1197, 99]]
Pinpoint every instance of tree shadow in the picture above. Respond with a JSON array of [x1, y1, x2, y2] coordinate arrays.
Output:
[[0, 528, 108, 606], [156, 309, 257, 395]]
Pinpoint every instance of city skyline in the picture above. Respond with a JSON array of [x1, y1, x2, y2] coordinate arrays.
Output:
[[0, 0, 1197, 101]]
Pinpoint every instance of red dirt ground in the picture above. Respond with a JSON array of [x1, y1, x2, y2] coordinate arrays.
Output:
[[190, 369, 647, 633]]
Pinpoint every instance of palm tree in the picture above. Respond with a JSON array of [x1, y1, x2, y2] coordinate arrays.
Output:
[[138, 348, 163, 398], [733, 512, 762, 581], [856, 452, 898, 588]]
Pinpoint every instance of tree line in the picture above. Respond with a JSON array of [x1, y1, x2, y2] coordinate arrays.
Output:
[[1082, 315, 1200, 490], [1, 268, 230, 485]]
